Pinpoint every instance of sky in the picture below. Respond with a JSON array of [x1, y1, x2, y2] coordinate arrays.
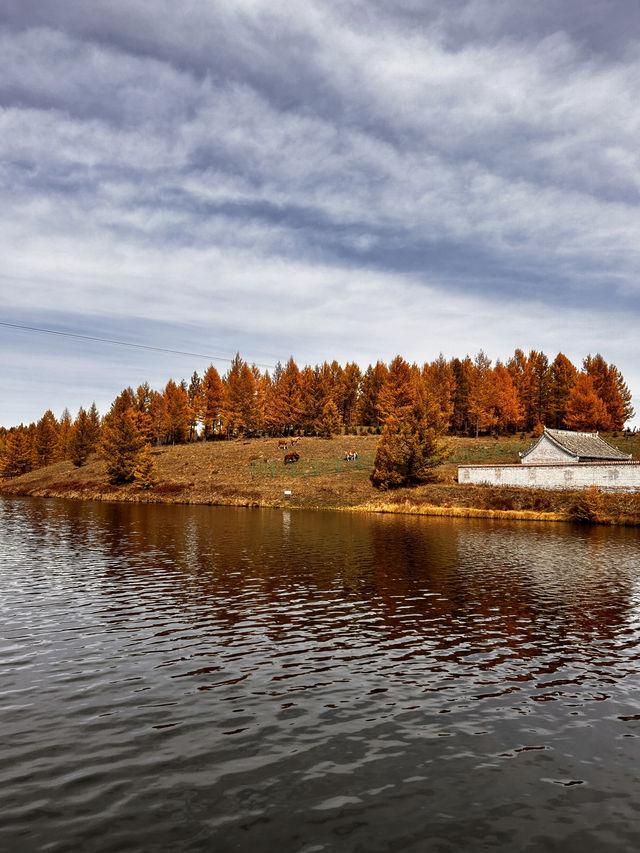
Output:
[[1, 0, 639, 428]]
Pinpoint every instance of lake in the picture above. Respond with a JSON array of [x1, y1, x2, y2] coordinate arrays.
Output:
[[2, 496, 640, 852]]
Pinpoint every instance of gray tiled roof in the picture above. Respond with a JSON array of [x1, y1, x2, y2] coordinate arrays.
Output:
[[543, 428, 631, 460]]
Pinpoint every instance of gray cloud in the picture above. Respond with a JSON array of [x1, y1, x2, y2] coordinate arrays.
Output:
[[1, 1, 639, 425]]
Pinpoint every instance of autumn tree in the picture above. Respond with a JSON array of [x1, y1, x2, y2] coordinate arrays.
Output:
[[357, 361, 388, 428], [338, 362, 362, 427], [164, 380, 191, 444], [69, 407, 96, 467], [378, 356, 415, 425], [493, 363, 524, 432], [1, 427, 34, 478], [33, 410, 60, 467], [313, 362, 340, 430], [507, 349, 536, 431], [149, 390, 168, 446], [252, 365, 267, 434], [101, 393, 143, 484], [529, 350, 553, 428], [564, 374, 612, 431], [549, 353, 577, 428], [468, 351, 497, 437], [451, 357, 473, 434], [315, 399, 341, 438], [201, 365, 224, 439], [266, 357, 302, 434], [237, 361, 259, 434], [297, 366, 321, 433], [222, 353, 259, 436], [134, 444, 158, 489], [609, 364, 635, 428], [371, 416, 450, 489], [56, 409, 73, 460], [132, 384, 154, 443], [584, 354, 634, 429], [88, 402, 101, 433], [187, 371, 203, 439], [423, 354, 455, 432]]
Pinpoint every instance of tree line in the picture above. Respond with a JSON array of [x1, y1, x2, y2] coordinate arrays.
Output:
[[0, 349, 634, 480]]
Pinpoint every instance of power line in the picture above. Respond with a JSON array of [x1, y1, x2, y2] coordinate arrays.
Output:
[[0, 322, 276, 370]]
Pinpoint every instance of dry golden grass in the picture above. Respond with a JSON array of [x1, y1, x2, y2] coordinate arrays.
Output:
[[2, 433, 640, 525], [0, 435, 379, 508]]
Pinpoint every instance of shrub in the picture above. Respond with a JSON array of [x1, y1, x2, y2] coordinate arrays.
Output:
[[569, 486, 602, 523]]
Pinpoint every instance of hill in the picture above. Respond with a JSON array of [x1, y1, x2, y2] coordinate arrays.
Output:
[[2, 433, 640, 525]]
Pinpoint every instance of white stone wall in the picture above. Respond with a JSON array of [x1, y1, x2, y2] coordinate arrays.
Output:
[[458, 462, 640, 492]]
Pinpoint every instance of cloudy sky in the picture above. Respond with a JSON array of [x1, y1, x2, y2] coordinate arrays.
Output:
[[2, 0, 639, 427]]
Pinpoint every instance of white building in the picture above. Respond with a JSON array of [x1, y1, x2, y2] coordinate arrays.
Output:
[[459, 427, 640, 492], [519, 428, 631, 464]]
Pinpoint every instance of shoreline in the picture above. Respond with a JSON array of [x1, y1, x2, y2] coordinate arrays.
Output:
[[2, 435, 639, 526], [1, 481, 636, 527]]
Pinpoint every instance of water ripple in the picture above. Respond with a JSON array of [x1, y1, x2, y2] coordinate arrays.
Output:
[[2, 497, 640, 851]]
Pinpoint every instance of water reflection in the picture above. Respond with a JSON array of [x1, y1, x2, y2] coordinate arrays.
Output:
[[2, 497, 640, 852]]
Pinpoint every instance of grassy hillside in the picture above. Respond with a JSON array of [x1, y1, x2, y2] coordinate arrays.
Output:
[[2, 432, 640, 525]]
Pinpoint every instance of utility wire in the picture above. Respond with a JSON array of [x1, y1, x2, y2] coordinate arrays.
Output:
[[0, 321, 276, 370]]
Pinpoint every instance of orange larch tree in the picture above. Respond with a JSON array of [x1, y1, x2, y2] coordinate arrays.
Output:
[[492, 363, 524, 433], [423, 354, 455, 432], [101, 392, 144, 483], [297, 365, 321, 434], [451, 356, 473, 434], [267, 357, 303, 434], [584, 354, 634, 429], [56, 409, 74, 460], [357, 361, 388, 428], [69, 406, 96, 467], [201, 365, 224, 440], [187, 371, 204, 440], [339, 362, 362, 428], [378, 356, 415, 425], [164, 380, 191, 444], [1, 427, 34, 477], [564, 374, 612, 431], [149, 390, 168, 446], [33, 410, 60, 467], [222, 353, 249, 436], [549, 353, 578, 428], [468, 351, 498, 437]]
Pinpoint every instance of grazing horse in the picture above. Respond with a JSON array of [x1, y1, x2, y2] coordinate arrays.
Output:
[[284, 452, 300, 465], [277, 438, 288, 450], [344, 450, 358, 461]]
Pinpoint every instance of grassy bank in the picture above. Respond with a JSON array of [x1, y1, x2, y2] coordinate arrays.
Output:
[[2, 434, 639, 525]]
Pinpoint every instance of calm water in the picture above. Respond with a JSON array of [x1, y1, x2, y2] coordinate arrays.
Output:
[[2, 497, 640, 852]]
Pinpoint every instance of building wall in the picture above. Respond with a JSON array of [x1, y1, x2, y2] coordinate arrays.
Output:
[[521, 434, 576, 464], [458, 462, 640, 492]]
